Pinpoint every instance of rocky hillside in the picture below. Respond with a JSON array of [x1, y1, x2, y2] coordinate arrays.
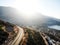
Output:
[[0, 20, 16, 45], [19, 27, 48, 45]]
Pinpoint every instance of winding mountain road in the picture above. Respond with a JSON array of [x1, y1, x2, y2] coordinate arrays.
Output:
[[8, 26, 24, 45]]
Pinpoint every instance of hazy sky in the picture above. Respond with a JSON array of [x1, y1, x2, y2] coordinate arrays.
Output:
[[0, 0, 60, 19]]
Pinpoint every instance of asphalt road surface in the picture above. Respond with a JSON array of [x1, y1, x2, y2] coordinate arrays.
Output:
[[8, 26, 24, 45]]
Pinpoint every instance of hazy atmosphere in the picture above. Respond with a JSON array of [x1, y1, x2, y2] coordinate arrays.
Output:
[[0, 0, 60, 19], [0, 0, 60, 45]]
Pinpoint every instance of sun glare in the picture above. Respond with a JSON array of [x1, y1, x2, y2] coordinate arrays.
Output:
[[10, 0, 39, 20], [9, 0, 60, 19], [12, 0, 39, 15]]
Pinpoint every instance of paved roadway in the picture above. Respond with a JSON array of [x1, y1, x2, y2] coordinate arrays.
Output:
[[8, 26, 24, 45]]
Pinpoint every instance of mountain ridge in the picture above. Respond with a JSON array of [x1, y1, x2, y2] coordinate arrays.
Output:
[[0, 6, 60, 26]]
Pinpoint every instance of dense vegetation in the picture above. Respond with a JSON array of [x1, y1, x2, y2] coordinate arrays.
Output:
[[21, 28, 46, 45], [0, 25, 9, 45], [0, 20, 15, 45]]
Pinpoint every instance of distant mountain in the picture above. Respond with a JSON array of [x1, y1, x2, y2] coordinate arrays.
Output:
[[0, 6, 60, 26], [0, 6, 23, 25]]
